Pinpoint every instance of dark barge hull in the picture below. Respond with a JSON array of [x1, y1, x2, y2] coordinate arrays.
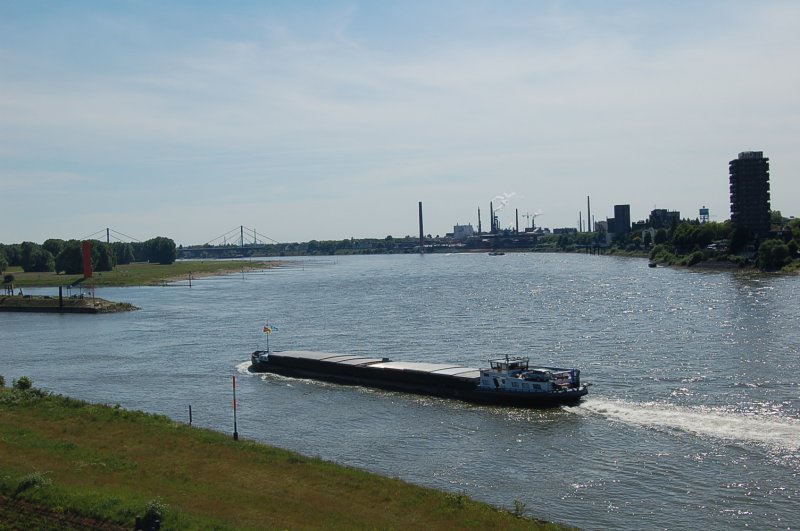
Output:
[[249, 350, 588, 407]]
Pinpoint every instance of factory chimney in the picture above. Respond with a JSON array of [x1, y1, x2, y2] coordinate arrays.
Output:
[[587, 196, 592, 232], [515, 209, 519, 234], [477, 207, 482, 235]]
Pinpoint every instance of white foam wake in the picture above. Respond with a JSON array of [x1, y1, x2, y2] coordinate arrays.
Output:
[[578, 398, 800, 451], [235, 361, 252, 374]]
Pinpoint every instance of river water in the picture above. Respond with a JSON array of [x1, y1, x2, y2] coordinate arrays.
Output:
[[2, 253, 799, 530]]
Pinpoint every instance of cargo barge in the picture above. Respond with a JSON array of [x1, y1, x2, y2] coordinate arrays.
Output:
[[249, 350, 588, 407]]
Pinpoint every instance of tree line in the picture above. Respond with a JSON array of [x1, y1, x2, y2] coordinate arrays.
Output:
[[622, 216, 799, 271], [535, 212, 800, 271], [0, 237, 177, 275]]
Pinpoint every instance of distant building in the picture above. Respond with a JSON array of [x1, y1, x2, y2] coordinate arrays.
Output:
[[552, 228, 578, 234], [649, 209, 680, 229], [594, 220, 608, 233], [729, 151, 770, 237], [452, 224, 475, 241], [613, 205, 631, 235]]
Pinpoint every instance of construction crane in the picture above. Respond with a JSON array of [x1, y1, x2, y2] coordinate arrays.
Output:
[[522, 211, 542, 230]]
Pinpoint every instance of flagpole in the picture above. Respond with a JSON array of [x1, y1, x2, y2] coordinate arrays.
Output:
[[232, 375, 239, 441]]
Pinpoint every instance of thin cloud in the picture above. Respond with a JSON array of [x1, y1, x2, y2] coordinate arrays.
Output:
[[1, 1, 798, 242]]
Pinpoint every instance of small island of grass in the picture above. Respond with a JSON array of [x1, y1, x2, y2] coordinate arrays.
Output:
[[1, 260, 279, 313]]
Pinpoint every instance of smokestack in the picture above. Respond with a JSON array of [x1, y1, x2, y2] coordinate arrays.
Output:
[[418, 201, 424, 254], [515, 209, 519, 234], [587, 196, 592, 232], [490, 202, 494, 233], [579, 211, 582, 233], [477, 207, 482, 235]]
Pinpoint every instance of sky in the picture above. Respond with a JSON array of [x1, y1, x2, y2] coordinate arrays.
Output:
[[1, 1, 798, 246]]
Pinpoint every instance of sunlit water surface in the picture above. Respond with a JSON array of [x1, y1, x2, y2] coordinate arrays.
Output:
[[3, 253, 799, 530]]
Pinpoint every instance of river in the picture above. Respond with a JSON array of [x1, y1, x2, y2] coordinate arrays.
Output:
[[2, 253, 798, 530]]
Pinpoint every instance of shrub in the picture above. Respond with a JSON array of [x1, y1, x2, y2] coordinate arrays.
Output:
[[0, 374, 5, 387], [143, 496, 168, 526], [15, 471, 52, 496], [682, 251, 704, 266], [757, 239, 790, 271], [649, 244, 678, 265], [788, 240, 798, 259], [13, 376, 33, 390], [512, 499, 527, 517]]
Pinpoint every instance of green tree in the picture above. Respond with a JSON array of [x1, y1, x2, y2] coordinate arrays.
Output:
[[146, 237, 177, 265], [19, 242, 37, 269], [757, 239, 790, 271], [787, 240, 798, 259], [20, 242, 55, 272], [671, 222, 697, 252], [42, 238, 65, 258], [0, 253, 7, 274], [93, 242, 116, 272], [111, 242, 135, 265], [789, 218, 800, 241], [55, 241, 84, 275], [654, 229, 668, 245], [0, 244, 21, 267]]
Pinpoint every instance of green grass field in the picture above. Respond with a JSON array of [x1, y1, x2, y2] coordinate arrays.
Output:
[[0, 386, 569, 530], [4, 260, 277, 288]]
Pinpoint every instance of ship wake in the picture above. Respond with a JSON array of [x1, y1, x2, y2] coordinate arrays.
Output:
[[577, 398, 800, 452]]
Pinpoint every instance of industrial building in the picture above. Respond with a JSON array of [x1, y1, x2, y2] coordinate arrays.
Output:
[[649, 209, 680, 229], [452, 224, 475, 241], [614, 205, 631, 234]]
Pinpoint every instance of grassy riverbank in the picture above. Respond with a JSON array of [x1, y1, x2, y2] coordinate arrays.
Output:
[[0, 386, 569, 530], [4, 260, 278, 288]]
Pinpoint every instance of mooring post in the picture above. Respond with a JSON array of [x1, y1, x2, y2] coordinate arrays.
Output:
[[189, 405, 193, 426]]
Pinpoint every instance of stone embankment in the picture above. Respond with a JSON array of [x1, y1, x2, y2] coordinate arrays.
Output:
[[0, 295, 137, 314]]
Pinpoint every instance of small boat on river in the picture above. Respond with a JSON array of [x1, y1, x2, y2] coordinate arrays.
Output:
[[249, 350, 588, 407]]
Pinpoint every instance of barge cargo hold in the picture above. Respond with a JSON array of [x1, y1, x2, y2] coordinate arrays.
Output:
[[249, 350, 588, 407]]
